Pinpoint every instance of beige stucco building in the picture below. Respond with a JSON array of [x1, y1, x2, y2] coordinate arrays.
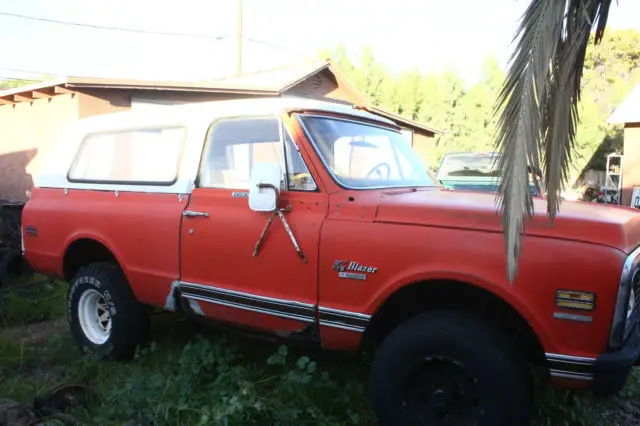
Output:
[[608, 83, 640, 206], [0, 61, 441, 201]]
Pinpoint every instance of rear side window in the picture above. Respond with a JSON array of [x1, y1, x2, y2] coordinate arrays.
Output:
[[68, 127, 186, 185]]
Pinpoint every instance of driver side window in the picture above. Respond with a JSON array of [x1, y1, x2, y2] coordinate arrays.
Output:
[[198, 117, 317, 192]]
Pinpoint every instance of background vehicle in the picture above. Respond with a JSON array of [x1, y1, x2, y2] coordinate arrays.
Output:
[[436, 151, 545, 196]]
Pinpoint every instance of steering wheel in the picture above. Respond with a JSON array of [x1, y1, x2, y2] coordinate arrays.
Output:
[[365, 162, 391, 180]]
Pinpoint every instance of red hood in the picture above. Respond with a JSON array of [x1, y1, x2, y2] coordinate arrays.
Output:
[[374, 188, 640, 253]]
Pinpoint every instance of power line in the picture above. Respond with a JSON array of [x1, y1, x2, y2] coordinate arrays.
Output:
[[0, 11, 228, 41], [0, 11, 309, 58], [245, 37, 309, 58], [237, 0, 243, 75], [0, 67, 90, 78], [0, 67, 197, 81]]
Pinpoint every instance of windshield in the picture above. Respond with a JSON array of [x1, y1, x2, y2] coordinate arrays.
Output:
[[298, 115, 434, 189]]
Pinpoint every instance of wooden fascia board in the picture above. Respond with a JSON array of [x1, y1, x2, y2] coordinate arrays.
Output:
[[31, 90, 51, 98], [12, 94, 32, 102]]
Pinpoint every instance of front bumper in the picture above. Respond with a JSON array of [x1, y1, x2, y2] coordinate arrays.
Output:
[[547, 306, 640, 396], [593, 307, 640, 395]]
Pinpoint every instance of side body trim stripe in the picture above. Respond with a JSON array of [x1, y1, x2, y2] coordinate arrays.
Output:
[[177, 282, 371, 332], [545, 352, 595, 381], [179, 281, 316, 323], [318, 306, 371, 332]]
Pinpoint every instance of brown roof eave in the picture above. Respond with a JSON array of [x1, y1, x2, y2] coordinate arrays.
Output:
[[278, 62, 331, 93], [364, 106, 444, 136], [0, 80, 74, 105]]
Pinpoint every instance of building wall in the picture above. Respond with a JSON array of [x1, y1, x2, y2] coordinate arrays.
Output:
[[0, 93, 78, 201], [77, 89, 131, 118], [412, 132, 433, 172], [622, 122, 640, 206], [79, 89, 256, 114], [129, 91, 257, 107]]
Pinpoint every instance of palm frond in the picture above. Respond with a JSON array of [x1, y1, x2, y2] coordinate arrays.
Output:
[[494, 0, 613, 282]]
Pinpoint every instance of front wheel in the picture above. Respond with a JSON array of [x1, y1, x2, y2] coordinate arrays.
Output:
[[370, 310, 532, 426], [67, 262, 149, 360]]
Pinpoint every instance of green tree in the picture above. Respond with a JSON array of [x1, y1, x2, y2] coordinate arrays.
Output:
[[449, 55, 506, 157], [571, 29, 640, 182], [395, 67, 423, 120]]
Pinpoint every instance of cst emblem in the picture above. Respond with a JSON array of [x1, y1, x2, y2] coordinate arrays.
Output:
[[333, 260, 378, 281]]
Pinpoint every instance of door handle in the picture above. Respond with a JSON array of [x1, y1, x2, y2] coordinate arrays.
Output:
[[183, 210, 209, 217]]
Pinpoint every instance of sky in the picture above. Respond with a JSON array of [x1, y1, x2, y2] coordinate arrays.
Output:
[[1, 0, 640, 85]]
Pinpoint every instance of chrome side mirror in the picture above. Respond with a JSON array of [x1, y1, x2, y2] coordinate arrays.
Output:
[[249, 163, 281, 212]]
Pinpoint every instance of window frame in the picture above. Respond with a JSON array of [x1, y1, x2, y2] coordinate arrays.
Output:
[[281, 122, 318, 193], [66, 125, 187, 186], [196, 115, 318, 192]]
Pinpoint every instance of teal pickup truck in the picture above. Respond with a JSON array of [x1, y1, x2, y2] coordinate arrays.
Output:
[[436, 151, 545, 196]]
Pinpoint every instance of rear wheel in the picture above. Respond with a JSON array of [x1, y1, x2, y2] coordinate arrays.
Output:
[[370, 310, 532, 426], [67, 262, 149, 360]]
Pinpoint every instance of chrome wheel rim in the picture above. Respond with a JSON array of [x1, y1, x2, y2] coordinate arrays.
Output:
[[78, 289, 112, 344]]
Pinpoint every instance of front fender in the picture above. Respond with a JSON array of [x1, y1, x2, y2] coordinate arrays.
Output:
[[366, 268, 553, 350]]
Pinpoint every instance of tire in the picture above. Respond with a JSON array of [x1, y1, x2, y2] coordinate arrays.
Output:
[[370, 310, 532, 426], [67, 262, 149, 360]]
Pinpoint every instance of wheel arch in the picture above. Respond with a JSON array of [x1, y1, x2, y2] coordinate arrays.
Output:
[[63, 234, 126, 282], [363, 277, 549, 364]]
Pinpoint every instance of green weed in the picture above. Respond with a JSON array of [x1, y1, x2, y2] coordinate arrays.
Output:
[[0, 276, 66, 326], [0, 334, 28, 369], [0, 296, 639, 425]]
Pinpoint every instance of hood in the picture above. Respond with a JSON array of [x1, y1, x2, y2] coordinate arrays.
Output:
[[374, 188, 640, 253]]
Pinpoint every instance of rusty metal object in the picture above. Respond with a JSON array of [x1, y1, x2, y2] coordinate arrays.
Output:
[[0, 384, 97, 425], [253, 211, 276, 257], [33, 384, 98, 418], [253, 205, 306, 262], [0, 398, 35, 426], [0, 200, 31, 286], [256, 182, 279, 192], [277, 210, 307, 263]]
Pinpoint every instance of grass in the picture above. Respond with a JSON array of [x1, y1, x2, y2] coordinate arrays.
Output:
[[1, 277, 640, 425], [0, 272, 65, 326]]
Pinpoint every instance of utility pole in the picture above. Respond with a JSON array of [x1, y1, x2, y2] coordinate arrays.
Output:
[[236, 0, 243, 76]]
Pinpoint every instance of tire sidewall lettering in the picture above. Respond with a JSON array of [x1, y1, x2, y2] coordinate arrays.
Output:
[[68, 272, 118, 353]]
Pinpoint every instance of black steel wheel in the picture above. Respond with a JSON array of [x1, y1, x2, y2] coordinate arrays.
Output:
[[370, 310, 532, 426], [403, 355, 481, 425]]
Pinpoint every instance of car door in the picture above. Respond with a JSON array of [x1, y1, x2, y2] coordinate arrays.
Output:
[[179, 114, 328, 334]]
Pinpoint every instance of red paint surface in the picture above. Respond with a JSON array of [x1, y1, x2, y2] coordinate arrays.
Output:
[[180, 187, 328, 333], [22, 188, 186, 307]]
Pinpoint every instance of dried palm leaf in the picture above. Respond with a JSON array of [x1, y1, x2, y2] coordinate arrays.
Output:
[[494, 0, 613, 282]]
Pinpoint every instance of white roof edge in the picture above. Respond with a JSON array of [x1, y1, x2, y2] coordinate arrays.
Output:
[[74, 96, 398, 129], [608, 83, 640, 124]]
